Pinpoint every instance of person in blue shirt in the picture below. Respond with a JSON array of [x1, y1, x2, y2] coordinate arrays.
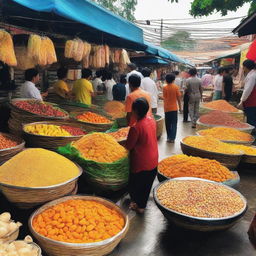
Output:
[[112, 74, 127, 101]]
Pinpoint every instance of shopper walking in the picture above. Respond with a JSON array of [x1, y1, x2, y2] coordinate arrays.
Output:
[[126, 63, 143, 81], [238, 60, 256, 133], [162, 73, 182, 143], [72, 68, 94, 105], [141, 68, 159, 113], [125, 98, 158, 214], [213, 67, 224, 100], [104, 72, 116, 101], [185, 68, 202, 128], [92, 70, 103, 92], [222, 68, 233, 102], [112, 74, 126, 101]]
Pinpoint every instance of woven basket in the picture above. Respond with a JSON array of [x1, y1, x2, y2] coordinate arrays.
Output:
[[155, 114, 164, 139], [180, 138, 243, 169], [29, 195, 129, 256], [199, 105, 244, 122], [153, 177, 247, 232], [0, 222, 20, 243], [241, 146, 256, 164], [196, 131, 255, 146], [0, 166, 82, 209], [9, 99, 69, 136], [0, 133, 25, 163], [196, 120, 254, 134], [157, 170, 240, 188], [22, 121, 86, 150]]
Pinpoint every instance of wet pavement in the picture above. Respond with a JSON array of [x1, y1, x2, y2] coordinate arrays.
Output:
[[110, 109, 256, 256]]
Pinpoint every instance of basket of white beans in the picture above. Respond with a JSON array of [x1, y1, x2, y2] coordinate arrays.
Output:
[[0, 212, 22, 243]]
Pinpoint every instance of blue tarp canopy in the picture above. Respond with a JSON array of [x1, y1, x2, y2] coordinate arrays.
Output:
[[131, 56, 170, 65], [144, 41, 193, 66], [2, 0, 146, 50]]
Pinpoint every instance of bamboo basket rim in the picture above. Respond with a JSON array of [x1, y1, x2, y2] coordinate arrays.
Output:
[[196, 130, 255, 144], [0, 164, 82, 190], [22, 122, 86, 139], [196, 120, 254, 131], [10, 98, 69, 119], [200, 104, 243, 114], [0, 132, 25, 152], [154, 177, 247, 221], [29, 195, 129, 248], [157, 169, 240, 184], [181, 136, 244, 156]]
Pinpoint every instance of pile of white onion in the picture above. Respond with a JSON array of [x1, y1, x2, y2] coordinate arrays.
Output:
[[0, 212, 22, 238]]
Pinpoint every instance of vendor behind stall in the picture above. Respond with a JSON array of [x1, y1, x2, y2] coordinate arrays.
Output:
[[72, 68, 94, 105], [53, 67, 70, 99], [125, 97, 158, 214], [20, 68, 48, 100]]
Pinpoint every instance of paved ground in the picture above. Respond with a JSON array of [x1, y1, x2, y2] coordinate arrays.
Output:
[[110, 109, 256, 256]]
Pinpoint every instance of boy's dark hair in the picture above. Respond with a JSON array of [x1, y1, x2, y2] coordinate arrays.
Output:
[[243, 59, 255, 70], [120, 74, 127, 84], [165, 73, 176, 84], [95, 70, 102, 78], [25, 68, 39, 81], [129, 74, 141, 88], [141, 68, 151, 77], [132, 97, 149, 120], [218, 67, 224, 75], [128, 63, 137, 70], [57, 67, 68, 80], [82, 68, 92, 79], [105, 71, 113, 80], [189, 68, 197, 76], [174, 71, 179, 76]]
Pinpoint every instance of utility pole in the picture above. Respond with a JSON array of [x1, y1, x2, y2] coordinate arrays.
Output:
[[160, 19, 163, 45]]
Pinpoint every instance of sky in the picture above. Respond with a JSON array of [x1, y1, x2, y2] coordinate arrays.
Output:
[[135, 0, 250, 29]]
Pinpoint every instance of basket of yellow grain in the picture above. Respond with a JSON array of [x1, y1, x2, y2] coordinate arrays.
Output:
[[181, 136, 243, 169], [157, 154, 240, 187], [199, 100, 244, 122], [103, 101, 126, 119], [197, 127, 255, 145], [231, 145, 256, 165], [29, 195, 129, 256], [154, 178, 247, 231], [23, 121, 87, 150], [0, 148, 82, 209], [0, 132, 25, 163], [70, 110, 114, 132]]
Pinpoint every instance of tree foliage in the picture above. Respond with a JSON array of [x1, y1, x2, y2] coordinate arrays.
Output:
[[161, 31, 196, 51], [93, 0, 137, 21], [170, 0, 256, 17]]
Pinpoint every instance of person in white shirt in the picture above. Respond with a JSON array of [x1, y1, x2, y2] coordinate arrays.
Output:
[[126, 63, 143, 81], [238, 60, 256, 131], [174, 71, 182, 89], [20, 69, 47, 100], [92, 70, 103, 92], [104, 72, 116, 101], [213, 68, 224, 100], [141, 68, 158, 113]]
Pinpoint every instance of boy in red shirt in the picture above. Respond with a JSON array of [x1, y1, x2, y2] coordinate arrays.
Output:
[[125, 98, 159, 214]]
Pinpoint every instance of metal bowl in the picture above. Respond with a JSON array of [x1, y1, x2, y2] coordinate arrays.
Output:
[[153, 177, 247, 232]]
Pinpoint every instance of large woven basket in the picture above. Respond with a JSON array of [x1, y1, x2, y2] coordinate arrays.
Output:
[[199, 105, 244, 122], [22, 121, 86, 150], [155, 114, 164, 139], [0, 133, 25, 163], [153, 177, 247, 232], [196, 120, 254, 134], [241, 146, 256, 164], [9, 98, 69, 136], [157, 170, 240, 188], [196, 131, 255, 146], [29, 195, 129, 256], [180, 138, 243, 169], [0, 166, 82, 209]]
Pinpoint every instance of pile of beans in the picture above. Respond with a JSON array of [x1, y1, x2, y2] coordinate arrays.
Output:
[[0, 134, 18, 149], [156, 180, 245, 218], [203, 100, 239, 112]]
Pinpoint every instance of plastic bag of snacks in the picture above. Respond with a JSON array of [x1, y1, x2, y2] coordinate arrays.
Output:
[[58, 133, 129, 191]]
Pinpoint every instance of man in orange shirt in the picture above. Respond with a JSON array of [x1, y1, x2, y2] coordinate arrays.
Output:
[[162, 73, 182, 143], [125, 74, 151, 126]]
